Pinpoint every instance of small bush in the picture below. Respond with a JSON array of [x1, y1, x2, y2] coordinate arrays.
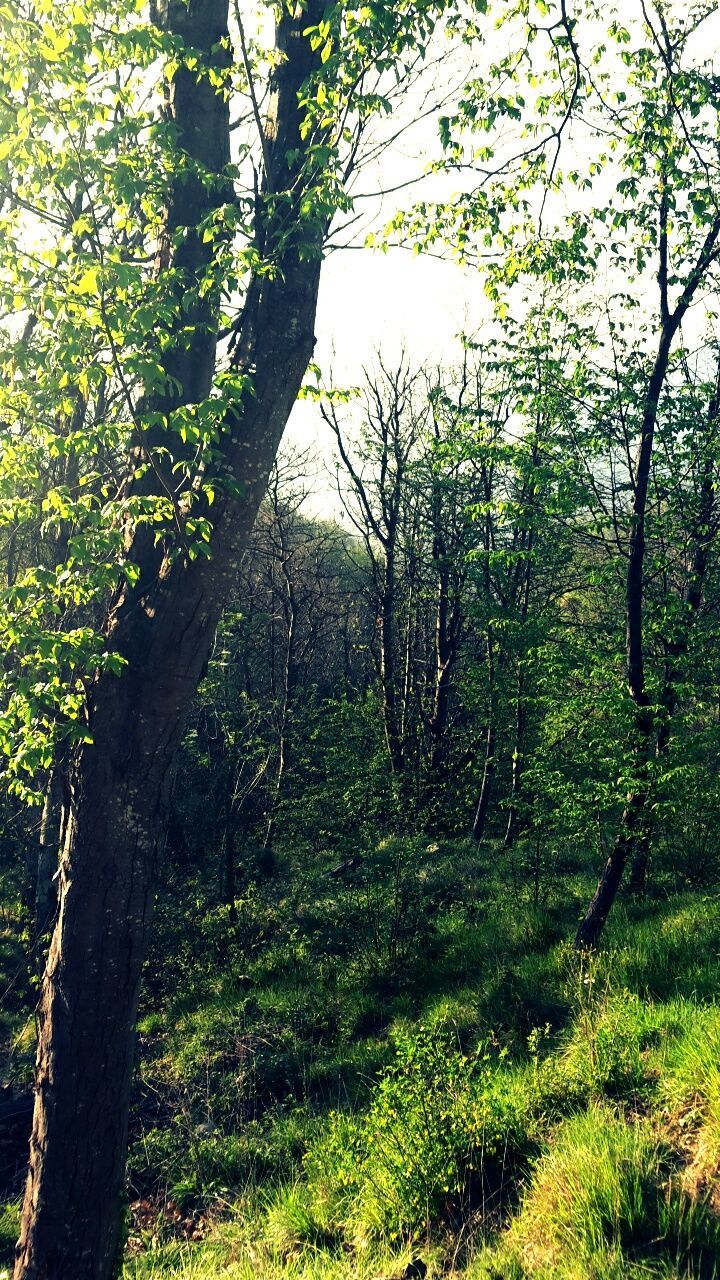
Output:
[[317, 1026, 534, 1241], [549, 988, 655, 1105], [301, 1111, 364, 1218]]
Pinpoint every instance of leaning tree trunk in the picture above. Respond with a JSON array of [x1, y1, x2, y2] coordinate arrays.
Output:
[[575, 201, 720, 948], [14, 3, 324, 1276], [574, 787, 650, 949], [574, 335, 670, 949]]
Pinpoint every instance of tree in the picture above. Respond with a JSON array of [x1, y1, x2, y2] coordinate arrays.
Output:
[[254, 453, 349, 852], [572, 3, 720, 947], [325, 359, 423, 779], [0, 2, 457, 1275], [423, 0, 720, 940]]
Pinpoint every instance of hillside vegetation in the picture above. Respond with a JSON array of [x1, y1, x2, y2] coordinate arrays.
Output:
[[5, 836, 718, 1279], [2, 3, 720, 1277]]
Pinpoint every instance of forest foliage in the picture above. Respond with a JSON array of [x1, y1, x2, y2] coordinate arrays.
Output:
[[1, 0, 720, 1278]]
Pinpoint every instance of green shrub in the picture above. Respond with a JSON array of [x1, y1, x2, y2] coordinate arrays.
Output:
[[301, 1111, 364, 1219], [334, 1026, 533, 1240], [549, 990, 654, 1104]]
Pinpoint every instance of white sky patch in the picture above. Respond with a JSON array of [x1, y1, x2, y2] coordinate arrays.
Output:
[[287, 246, 487, 487]]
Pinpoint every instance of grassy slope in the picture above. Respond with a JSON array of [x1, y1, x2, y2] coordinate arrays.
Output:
[[2, 839, 719, 1278]]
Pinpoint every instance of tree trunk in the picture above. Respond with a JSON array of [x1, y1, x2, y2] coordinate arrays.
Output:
[[576, 328, 673, 946], [504, 669, 526, 848], [379, 550, 405, 775], [471, 631, 495, 842], [14, 3, 324, 1275], [576, 204, 720, 941], [575, 788, 648, 948]]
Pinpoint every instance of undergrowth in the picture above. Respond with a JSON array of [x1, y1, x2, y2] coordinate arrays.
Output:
[[2, 837, 719, 1279]]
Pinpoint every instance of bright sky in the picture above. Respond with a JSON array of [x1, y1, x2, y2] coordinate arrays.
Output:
[[287, 247, 486, 473], [284, 0, 720, 507]]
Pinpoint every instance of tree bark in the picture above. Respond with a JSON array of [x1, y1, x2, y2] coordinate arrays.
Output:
[[14, 3, 325, 1275], [575, 789, 647, 949]]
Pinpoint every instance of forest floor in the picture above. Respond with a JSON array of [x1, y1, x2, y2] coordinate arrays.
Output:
[[1, 837, 720, 1279]]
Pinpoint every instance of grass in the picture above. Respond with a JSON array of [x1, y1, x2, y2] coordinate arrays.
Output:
[[118, 843, 720, 1279], [3, 837, 720, 1279], [0, 1202, 19, 1278], [496, 1105, 720, 1279], [124, 1230, 433, 1280]]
